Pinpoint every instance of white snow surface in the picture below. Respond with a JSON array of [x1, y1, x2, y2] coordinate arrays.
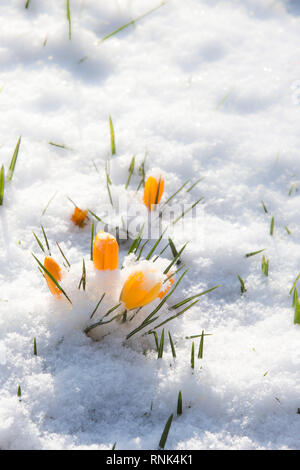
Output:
[[1, 0, 300, 450]]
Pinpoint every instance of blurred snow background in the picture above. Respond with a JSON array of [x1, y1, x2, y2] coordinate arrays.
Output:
[[1, 0, 300, 450]]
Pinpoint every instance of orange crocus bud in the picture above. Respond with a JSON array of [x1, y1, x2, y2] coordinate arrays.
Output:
[[93, 231, 119, 271], [44, 256, 62, 298], [143, 174, 165, 211], [71, 207, 88, 228], [120, 269, 163, 310], [158, 275, 175, 300]]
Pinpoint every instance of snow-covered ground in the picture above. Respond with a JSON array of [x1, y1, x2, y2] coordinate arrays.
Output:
[[1, 0, 300, 450]]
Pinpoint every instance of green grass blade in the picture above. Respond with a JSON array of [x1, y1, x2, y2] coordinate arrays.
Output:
[[170, 285, 220, 310], [17, 385, 22, 398], [25, 0, 30, 8], [146, 228, 167, 260], [109, 115, 116, 155], [245, 249, 265, 258], [160, 179, 190, 211], [41, 224, 51, 255], [238, 275, 246, 294], [0, 165, 4, 205], [153, 331, 159, 352], [137, 239, 150, 260], [32, 253, 72, 304], [157, 329, 164, 359], [56, 241, 71, 268], [34, 337, 37, 356], [112, 442, 116, 451], [42, 191, 57, 216], [90, 220, 94, 261], [172, 197, 204, 225], [158, 413, 173, 450], [191, 341, 195, 369], [153, 242, 170, 263], [128, 224, 144, 254], [261, 200, 268, 213], [88, 209, 105, 224], [152, 297, 203, 330], [270, 216, 275, 236], [163, 243, 188, 274], [198, 330, 204, 359], [66, 0, 71, 40], [78, 259, 86, 291], [137, 152, 147, 191], [285, 225, 291, 235], [7, 136, 21, 181], [168, 237, 178, 259], [33, 232, 45, 254], [98, 1, 167, 44], [125, 156, 135, 189], [90, 293, 106, 319], [177, 391, 182, 416], [168, 331, 176, 358], [186, 178, 203, 193]]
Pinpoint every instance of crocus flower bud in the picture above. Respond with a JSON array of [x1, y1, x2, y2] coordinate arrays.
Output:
[[143, 173, 165, 211], [93, 231, 119, 271], [44, 256, 62, 298], [71, 207, 88, 228], [120, 269, 163, 310]]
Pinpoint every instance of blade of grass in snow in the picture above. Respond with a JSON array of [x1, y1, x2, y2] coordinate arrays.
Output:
[[128, 224, 144, 254], [78, 259, 86, 291], [270, 216, 275, 236], [33, 337, 37, 356], [56, 241, 71, 268], [25, 0, 30, 8], [163, 265, 186, 284], [32, 253, 72, 304], [146, 228, 167, 260], [153, 242, 170, 262], [172, 197, 204, 225], [41, 225, 51, 255], [88, 210, 105, 224], [160, 179, 190, 212], [238, 275, 246, 294], [168, 331, 176, 358], [215, 89, 233, 110], [186, 178, 203, 193], [198, 330, 204, 359], [109, 115, 116, 155], [17, 385, 21, 399], [105, 160, 113, 207], [177, 391, 182, 416], [90, 293, 106, 320], [168, 237, 178, 259], [126, 269, 189, 340], [262, 200, 268, 213], [137, 152, 147, 191], [285, 225, 291, 235], [42, 191, 57, 216], [163, 243, 188, 274], [49, 141, 70, 150], [33, 232, 45, 254], [97, 1, 167, 44], [191, 341, 195, 369], [90, 220, 94, 261], [245, 249, 265, 258], [137, 240, 149, 260], [185, 333, 212, 339], [111, 442, 116, 451], [0, 165, 4, 206], [262, 255, 269, 277], [7, 136, 21, 181], [85, 305, 122, 334], [151, 297, 204, 331], [153, 331, 159, 352], [169, 285, 220, 309], [125, 156, 135, 189], [157, 329, 164, 359], [66, 0, 71, 40], [158, 413, 173, 450]]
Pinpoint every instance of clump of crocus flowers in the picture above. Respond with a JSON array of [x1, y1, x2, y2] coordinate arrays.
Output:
[[43, 229, 174, 316]]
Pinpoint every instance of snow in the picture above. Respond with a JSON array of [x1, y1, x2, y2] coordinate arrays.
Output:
[[1, 0, 300, 450]]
